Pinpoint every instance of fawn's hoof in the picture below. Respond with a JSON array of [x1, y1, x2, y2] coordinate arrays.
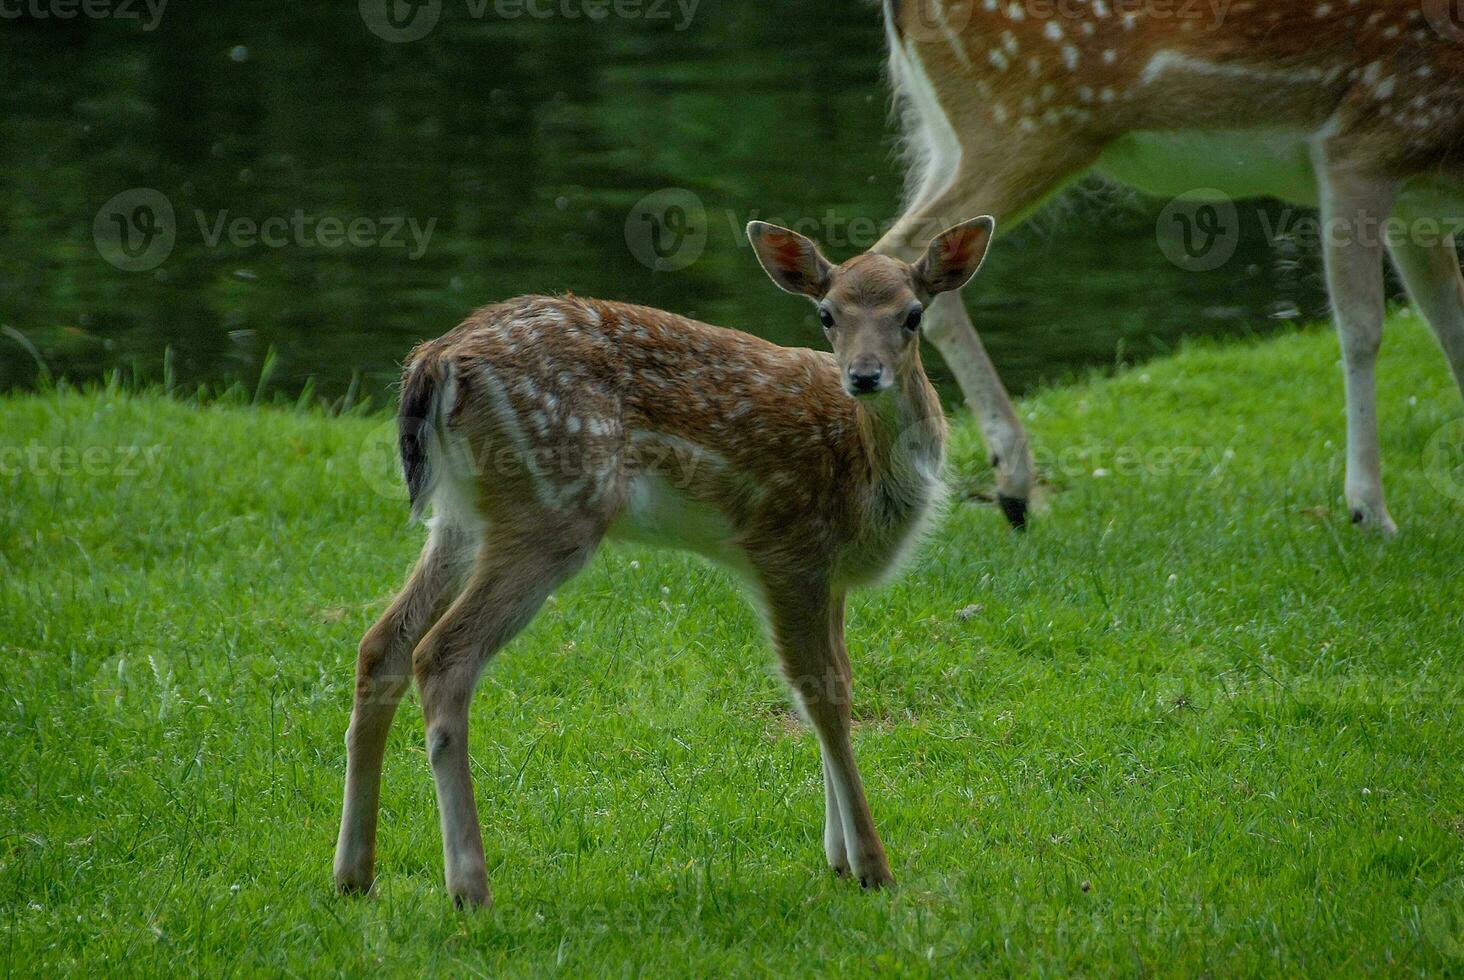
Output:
[[997, 494, 1028, 531], [858, 869, 896, 891]]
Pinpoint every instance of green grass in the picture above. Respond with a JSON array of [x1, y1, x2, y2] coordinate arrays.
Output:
[[3, 315, 1463, 976]]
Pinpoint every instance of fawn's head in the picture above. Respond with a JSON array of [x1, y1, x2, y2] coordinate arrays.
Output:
[[747, 217, 995, 399]]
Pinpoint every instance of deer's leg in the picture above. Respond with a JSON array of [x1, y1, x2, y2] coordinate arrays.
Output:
[[335, 520, 479, 896], [925, 291, 1033, 528], [1387, 225, 1464, 399], [412, 526, 599, 909], [1316, 161, 1400, 532], [769, 586, 892, 888], [874, 144, 1097, 528]]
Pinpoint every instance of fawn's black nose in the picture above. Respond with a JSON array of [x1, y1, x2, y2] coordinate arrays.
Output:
[[847, 366, 883, 396]]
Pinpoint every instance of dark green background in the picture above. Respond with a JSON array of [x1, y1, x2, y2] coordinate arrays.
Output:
[[1, 0, 1358, 404]]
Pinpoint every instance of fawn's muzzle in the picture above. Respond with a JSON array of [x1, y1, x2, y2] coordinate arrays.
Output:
[[846, 360, 885, 396]]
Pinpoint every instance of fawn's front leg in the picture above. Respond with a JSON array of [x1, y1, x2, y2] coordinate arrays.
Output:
[[769, 585, 894, 889]]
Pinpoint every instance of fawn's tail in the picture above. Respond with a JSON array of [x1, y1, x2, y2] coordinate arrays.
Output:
[[398, 345, 458, 523]]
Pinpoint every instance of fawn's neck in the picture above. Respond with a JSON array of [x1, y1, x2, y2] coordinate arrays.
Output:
[[852, 350, 946, 496]]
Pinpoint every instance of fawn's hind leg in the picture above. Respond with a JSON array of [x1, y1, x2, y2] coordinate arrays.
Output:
[[334, 520, 478, 895], [412, 525, 600, 909]]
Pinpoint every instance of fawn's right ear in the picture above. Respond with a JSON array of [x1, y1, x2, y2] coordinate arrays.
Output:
[[747, 222, 833, 299], [913, 216, 996, 296]]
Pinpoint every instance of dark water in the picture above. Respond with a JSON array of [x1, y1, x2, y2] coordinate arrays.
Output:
[[1, 1, 1355, 406]]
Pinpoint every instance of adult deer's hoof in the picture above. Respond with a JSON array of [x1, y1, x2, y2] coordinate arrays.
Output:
[[997, 494, 1028, 531]]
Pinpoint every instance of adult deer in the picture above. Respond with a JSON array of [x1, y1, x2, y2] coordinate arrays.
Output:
[[876, 0, 1464, 533], [332, 217, 997, 907]]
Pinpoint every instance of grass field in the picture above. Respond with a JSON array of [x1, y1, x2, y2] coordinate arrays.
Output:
[[3, 315, 1463, 976]]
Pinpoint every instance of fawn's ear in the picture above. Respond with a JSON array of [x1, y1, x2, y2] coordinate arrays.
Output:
[[747, 222, 833, 298], [913, 216, 996, 296]]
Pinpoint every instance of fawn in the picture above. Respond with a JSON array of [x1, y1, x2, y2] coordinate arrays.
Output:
[[332, 217, 996, 907], [876, 0, 1464, 533]]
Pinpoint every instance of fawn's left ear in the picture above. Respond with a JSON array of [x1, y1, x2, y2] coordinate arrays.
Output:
[[913, 216, 996, 296], [747, 222, 833, 298]]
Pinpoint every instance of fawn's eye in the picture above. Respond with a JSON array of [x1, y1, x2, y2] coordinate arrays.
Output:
[[904, 306, 924, 331], [818, 307, 836, 330]]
